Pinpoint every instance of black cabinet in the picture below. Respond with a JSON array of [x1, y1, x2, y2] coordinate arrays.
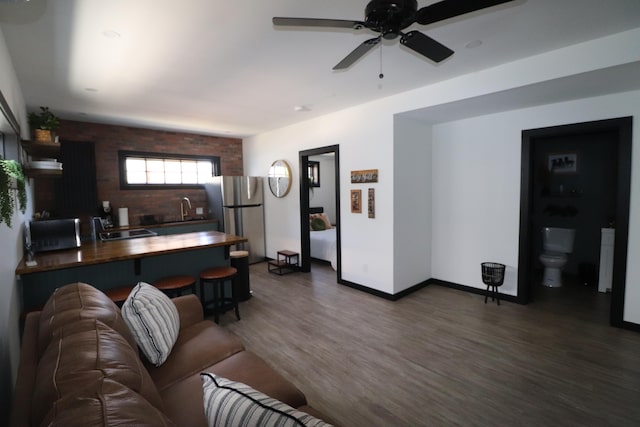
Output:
[[55, 141, 97, 215]]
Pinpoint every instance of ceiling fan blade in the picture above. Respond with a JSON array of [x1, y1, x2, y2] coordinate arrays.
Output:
[[333, 37, 381, 70], [273, 17, 365, 30], [400, 31, 453, 63], [415, 0, 516, 25]]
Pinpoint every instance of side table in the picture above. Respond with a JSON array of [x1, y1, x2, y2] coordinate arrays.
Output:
[[268, 250, 299, 275]]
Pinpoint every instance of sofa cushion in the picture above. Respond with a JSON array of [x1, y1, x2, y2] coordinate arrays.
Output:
[[32, 319, 164, 426], [146, 319, 244, 391], [38, 282, 137, 356], [122, 282, 180, 366], [199, 350, 307, 408], [40, 378, 176, 426], [201, 373, 332, 427]]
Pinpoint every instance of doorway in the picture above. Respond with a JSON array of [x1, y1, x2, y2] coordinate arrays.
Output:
[[299, 145, 341, 277], [517, 117, 632, 328]]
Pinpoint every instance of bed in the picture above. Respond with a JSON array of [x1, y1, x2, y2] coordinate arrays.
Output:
[[309, 207, 337, 270]]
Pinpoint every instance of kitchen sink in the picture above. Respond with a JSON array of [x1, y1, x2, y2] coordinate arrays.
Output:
[[99, 228, 157, 241]]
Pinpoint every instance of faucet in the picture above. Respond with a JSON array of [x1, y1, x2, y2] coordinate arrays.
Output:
[[180, 197, 192, 221]]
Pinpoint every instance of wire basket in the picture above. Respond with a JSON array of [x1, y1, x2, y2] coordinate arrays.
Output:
[[481, 262, 505, 287]]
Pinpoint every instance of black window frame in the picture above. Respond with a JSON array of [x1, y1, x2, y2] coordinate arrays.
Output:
[[118, 150, 221, 190]]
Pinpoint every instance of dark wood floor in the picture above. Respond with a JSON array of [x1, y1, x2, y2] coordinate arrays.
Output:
[[218, 262, 640, 427]]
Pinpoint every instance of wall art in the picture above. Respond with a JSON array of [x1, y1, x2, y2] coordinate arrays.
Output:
[[548, 153, 578, 173], [351, 169, 378, 183], [351, 189, 362, 213], [368, 188, 375, 218]]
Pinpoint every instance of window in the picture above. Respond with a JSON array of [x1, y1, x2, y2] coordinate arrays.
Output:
[[119, 150, 220, 189]]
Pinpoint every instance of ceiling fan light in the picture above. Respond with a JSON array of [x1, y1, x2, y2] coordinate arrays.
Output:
[[465, 40, 483, 49]]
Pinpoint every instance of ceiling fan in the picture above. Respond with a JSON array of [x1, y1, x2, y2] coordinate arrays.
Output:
[[273, 0, 517, 70]]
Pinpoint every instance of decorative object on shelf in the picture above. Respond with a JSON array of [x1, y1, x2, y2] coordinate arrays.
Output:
[[0, 158, 27, 227], [28, 106, 60, 143], [351, 189, 362, 213], [351, 169, 378, 183], [368, 188, 375, 218], [548, 153, 578, 173], [267, 159, 292, 198]]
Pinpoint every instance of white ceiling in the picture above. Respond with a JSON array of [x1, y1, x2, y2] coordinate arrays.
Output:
[[1, 0, 640, 137]]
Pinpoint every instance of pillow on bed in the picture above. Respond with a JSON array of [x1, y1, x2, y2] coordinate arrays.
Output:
[[309, 213, 332, 230], [310, 217, 326, 231]]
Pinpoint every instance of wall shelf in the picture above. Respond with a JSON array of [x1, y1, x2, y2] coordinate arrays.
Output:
[[21, 140, 62, 178], [21, 140, 61, 159], [22, 168, 62, 178]]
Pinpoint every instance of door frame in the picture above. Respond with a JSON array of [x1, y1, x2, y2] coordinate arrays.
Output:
[[517, 117, 632, 328], [299, 145, 341, 277]]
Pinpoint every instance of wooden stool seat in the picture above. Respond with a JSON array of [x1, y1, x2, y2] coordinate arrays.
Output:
[[154, 275, 196, 297], [199, 266, 239, 324], [105, 285, 134, 306], [200, 266, 237, 280]]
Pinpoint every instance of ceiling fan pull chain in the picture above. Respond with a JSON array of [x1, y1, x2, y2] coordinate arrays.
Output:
[[379, 42, 384, 79]]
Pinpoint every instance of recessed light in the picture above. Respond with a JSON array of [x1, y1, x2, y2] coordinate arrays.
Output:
[[102, 30, 121, 39], [465, 40, 483, 49], [293, 105, 311, 112]]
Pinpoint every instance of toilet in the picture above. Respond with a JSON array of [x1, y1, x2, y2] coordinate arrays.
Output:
[[539, 227, 576, 288]]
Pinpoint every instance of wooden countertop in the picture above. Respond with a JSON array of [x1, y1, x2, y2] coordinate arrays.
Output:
[[16, 230, 247, 275]]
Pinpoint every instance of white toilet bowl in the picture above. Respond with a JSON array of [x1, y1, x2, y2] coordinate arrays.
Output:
[[539, 252, 568, 287], [539, 227, 575, 288]]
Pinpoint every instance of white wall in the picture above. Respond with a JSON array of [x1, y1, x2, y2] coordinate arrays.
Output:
[[244, 102, 397, 293], [393, 116, 432, 293], [431, 91, 640, 302], [244, 28, 640, 326], [0, 26, 30, 425]]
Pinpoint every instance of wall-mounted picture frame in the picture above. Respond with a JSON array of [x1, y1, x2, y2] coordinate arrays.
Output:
[[308, 160, 320, 187], [368, 188, 375, 218], [351, 169, 378, 183], [548, 153, 578, 173], [351, 189, 362, 213]]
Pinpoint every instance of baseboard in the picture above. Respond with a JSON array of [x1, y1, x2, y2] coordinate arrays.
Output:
[[337, 278, 431, 301], [431, 279, 519, 304], [621, 320, 640, 333]]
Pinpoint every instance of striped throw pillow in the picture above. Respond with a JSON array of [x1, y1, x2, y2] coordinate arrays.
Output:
[[122, 282, 180, 366], [201, 373, 332, 427]]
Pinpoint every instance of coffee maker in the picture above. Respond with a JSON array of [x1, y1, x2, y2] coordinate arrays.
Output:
[[99, 201, 114, 229]]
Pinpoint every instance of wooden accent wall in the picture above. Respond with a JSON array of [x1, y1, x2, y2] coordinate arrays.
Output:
[[33, 120, 243, 226]]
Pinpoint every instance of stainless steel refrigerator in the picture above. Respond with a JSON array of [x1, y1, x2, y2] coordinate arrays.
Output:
[[204, 176, 265, 264]]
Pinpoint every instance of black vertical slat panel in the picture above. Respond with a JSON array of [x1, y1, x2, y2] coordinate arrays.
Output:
[[55, 140, 97, 215]]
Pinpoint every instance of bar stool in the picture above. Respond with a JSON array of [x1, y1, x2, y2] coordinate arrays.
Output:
[[230, 250, 251, 301], [154, 275, 196, 298], [199, 266, 239, 324], [104, 285, 134, 307]]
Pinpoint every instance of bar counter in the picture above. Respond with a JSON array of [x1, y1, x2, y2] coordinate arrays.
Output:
[[16, 230, 246, 275], [16, 230, 248, 310]]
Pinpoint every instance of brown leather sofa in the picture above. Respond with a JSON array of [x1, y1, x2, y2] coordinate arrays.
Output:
[[10, 282, 331, 426]]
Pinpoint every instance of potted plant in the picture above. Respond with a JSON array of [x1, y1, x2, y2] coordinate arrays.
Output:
[[0, 157, 27, 227], [28, 106, 60, 143]]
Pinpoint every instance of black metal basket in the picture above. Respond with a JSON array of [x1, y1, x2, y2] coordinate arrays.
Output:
[[481, 262, 505, 287]]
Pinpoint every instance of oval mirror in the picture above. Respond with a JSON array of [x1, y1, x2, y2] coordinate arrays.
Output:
[[268, 160, 292, 198]]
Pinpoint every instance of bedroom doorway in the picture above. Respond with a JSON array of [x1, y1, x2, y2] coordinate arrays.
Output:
[[299, 145, 341, 278]]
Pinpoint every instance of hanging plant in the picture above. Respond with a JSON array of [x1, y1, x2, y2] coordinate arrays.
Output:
[[0, 158, 27, 227]]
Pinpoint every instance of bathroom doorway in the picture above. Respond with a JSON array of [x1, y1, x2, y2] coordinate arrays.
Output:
[[299, 145, 341, 278], [517, 117, 632, 328]]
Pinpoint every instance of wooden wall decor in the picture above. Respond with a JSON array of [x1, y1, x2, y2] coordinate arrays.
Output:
[[368, 188, 375, 218], [351, 169, 378, 183], [350, 189, 362, 213]]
